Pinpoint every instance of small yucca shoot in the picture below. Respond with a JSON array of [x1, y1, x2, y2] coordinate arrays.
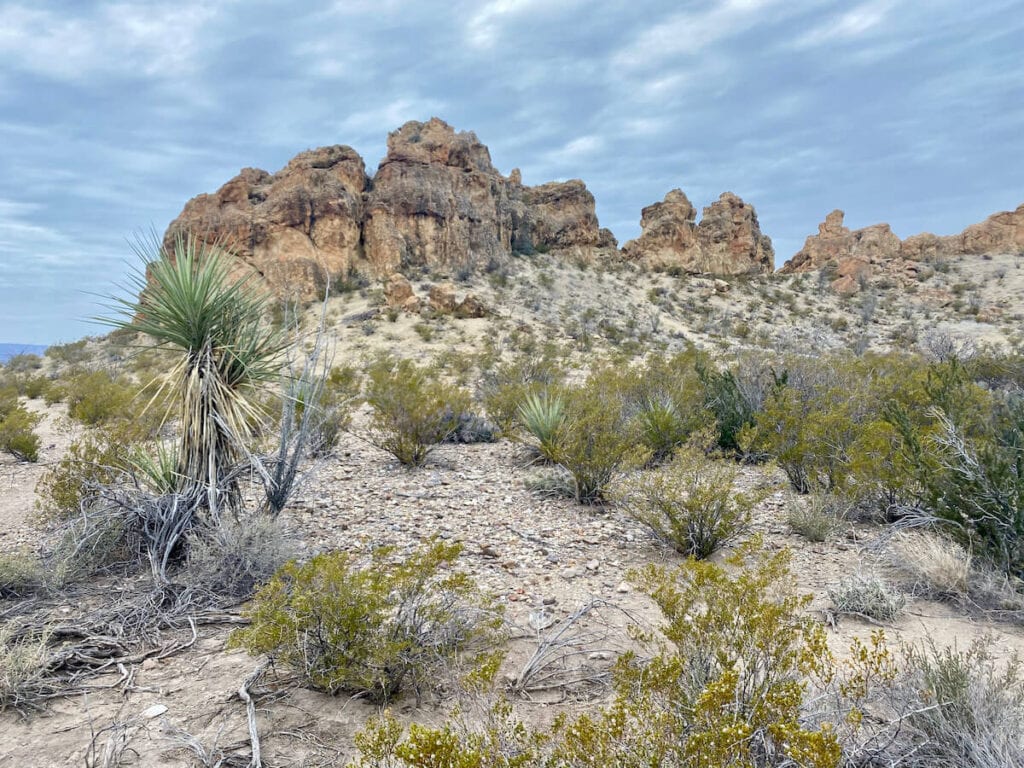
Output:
[[517, 390, 565, 462]]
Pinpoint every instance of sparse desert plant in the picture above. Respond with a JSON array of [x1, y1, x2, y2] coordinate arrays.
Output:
[[828, 573, 906, 622], [0, 404, 41, 461], [886, 531, 970, 599], [787, 493, 847, 542], [0, 550, 46, 598], [365, 356, 471, 466], [0, 625, 55, 714], [895, 638, 1024, 767], [230, 540, 503, 704], [105, 232, 286, 516], [517, 389, 564, 462], [614, 449, 755, 558], [181, 515, 292, 599]]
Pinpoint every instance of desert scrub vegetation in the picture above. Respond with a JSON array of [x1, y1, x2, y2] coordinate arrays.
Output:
[[0, 397, 40, 461], [828, 573, 906, 622], [365, 355, 471, 466], [230, 540, 503, 704], [348, 544, 917, 767], [614, 448, 757, 558], [517, 389, 565, 462], [787, 493, 847, 542], [478, 350, 565, 436]]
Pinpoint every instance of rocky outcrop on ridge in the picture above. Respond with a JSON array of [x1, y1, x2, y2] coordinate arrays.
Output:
[[621, 190, 774, 275], [781, 204, 1024, 293], [164, 118, 615, 299]]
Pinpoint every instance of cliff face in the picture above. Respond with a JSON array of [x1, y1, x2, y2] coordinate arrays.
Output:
[[164, 118, 616, 299], [781, 205, 1024, 293], [621, 189, 774, 275]]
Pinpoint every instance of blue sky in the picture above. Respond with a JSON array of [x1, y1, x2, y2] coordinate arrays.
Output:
[[0, 1, 1021, 344]]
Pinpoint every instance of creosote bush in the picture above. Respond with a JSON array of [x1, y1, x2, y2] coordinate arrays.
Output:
[[348, 543, 889, 767], [614, 448, 756, 558], [366, 356, 471, 466], [0, 404, 41, 462], [230, 540, 503, 704]]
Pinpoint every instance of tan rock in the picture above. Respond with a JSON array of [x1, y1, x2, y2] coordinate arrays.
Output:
[[428, 282, 458, 313], [454, 294, 488, 318], [782, 202, 1024, 291], [164, 146, 367, 301], [622, 189, 773, 275], [383, 273, 416, 308]]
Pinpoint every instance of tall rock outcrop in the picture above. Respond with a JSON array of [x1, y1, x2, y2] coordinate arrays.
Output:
[[622, 190, 773, 275], [164, 146, 368, 301], [164, 118, 615, 299], [781, 203, 1024, 293]]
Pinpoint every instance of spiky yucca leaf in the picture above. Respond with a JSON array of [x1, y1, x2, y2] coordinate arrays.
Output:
[[517, 390, 565, 462], [105, 233, 286, 515]]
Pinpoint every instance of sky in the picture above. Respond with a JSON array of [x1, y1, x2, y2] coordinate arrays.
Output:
[[0, 1, 1021, 344]]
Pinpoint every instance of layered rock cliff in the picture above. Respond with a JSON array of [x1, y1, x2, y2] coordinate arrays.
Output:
[[621, 189, 774, 275], [164, 118, 616, 299], [164, 118, 786, 300], [781, 204, 1024, 293]]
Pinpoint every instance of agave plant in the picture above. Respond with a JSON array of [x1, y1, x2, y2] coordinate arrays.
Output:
[[517, 390, 565, 462], [106, 233, 286, 517]]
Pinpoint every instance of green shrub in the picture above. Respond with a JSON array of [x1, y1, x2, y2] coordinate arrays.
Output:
[[3, 353, 42, 373], [0, 405, 41, 461], [35, 430, 129, 521], [479, 353, 564, 435], [45, 339, 89, 365], [517, 390, 564, 462], [230, 540, 502, 704], [63, 369, 138, 426], [630, 396, 689, 463], [614, 449, 756, 558], [348, 544, 847, 767], [696, 360, 763, 455], [551, 369, 649, 503], [366, 357, 470, 466]]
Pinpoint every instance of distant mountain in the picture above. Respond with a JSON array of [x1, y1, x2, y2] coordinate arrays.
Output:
[[0, 343, 48, 364]]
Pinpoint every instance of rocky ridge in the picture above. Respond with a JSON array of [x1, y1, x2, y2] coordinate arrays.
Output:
[[781, 205, 1024, 294], [164, 118, 771, 299]]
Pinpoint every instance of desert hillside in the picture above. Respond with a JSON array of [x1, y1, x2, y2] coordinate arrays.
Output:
[[2, 122, 1024, 766]]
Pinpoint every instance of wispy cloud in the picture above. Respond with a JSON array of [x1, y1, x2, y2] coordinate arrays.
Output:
[[792, 0, 894, 48]]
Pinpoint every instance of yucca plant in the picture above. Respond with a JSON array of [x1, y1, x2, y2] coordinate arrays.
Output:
[[517, 390, 565, 462], [106, 233, 286, 517]]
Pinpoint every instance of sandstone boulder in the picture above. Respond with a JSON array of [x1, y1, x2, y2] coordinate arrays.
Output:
[[383, 273, 417, 310], [428, 282, 458, 313]]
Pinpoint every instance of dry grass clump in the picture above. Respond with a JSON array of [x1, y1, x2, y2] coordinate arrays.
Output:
[[828, 573, 906, 622], [181, 515, 293, 599], [886, 531, 971, 599], [787, 493, 847, 542], [0, 551, 47, 598], [0, 626, 55, 714]]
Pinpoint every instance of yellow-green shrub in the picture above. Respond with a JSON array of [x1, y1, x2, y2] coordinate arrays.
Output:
[[0, 405, 41, 462], [35, 429, 130, 520], [614, 448, 758, 558], [63, 369, 138, 426], [230, 540, 503, 704], [366, 357, 471, 466]]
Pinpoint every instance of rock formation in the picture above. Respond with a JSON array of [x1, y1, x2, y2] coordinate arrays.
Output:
[[164, 146, 368, 302], [164, 118, 615, 300], [622, 190, 774, 275], [781, 204, 1024, 293]]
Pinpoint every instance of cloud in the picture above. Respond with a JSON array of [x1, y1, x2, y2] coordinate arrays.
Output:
[[0, 2, 221, 82], [792, 0, 894, 48]]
